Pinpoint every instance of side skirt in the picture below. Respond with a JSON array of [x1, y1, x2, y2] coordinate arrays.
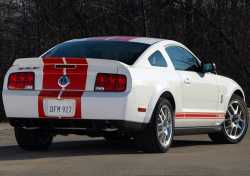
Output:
[[174, 126, 222, 135]]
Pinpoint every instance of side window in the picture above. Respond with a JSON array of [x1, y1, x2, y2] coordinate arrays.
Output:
[[165, 46, 199, 71], [148, 51, 167, 67]]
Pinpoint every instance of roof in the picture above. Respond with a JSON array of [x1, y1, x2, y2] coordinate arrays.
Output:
[[71, 36, 165, 45]]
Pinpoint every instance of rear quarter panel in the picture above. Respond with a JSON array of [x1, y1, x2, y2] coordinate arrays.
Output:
[[2, 58, 43, 118], [126, 66, 182, 123]]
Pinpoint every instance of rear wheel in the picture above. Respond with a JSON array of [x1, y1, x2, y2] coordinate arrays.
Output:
[[136, 98, 174, 153], [15, 127, 53, 151], [209, 95, 249, 144]]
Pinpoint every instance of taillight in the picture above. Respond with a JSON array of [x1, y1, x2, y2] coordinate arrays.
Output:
[[8, 72, 35, 90], [95, 73, 127, 92]]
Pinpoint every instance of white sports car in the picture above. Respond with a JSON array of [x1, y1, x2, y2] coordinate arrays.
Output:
[[2, 36, 249, 153]]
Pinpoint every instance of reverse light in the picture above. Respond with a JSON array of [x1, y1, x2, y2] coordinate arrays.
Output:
[[8, 72, 35, 90], [95, 73, 127, 92]]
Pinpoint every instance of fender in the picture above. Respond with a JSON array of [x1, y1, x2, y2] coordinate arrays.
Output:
[[224, 87, 245, 111], [219, 76, 245, 113], [143, 85, 180, 123]]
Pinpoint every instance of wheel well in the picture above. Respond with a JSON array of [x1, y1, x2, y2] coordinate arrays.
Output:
[[159, 92, 176, 112], [233, 90, 244, 99]]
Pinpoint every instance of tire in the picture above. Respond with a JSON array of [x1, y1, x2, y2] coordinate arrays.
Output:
[[136, 98, 174, 153], [208, 95, 249, 144], [15, 127, 53, 151]]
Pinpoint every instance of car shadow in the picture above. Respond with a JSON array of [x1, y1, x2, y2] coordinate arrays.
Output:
[[172, 139, 213, 148], [0, 138, 216, 161]]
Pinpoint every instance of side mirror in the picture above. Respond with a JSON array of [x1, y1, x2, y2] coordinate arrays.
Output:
[[202, 63, 216, 73]]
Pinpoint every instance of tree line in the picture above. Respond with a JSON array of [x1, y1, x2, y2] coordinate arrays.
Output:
[[0, 0, 250, 119]]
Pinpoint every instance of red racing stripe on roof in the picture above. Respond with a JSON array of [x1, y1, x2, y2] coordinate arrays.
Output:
[[110, 36, 138, 41], [87, 36, 138, 42]]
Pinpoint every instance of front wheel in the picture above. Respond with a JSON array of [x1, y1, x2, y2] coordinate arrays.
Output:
[[136, 98, 174, 153], [15, 127, 53, 151], [209, 95, 249, 144]]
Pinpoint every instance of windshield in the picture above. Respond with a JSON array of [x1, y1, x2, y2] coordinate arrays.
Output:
[[43, 40, 150, 65]]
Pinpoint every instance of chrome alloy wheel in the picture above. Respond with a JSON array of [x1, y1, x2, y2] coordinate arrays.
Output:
[[157, 105, 173, 147], [224, 100, 247, 140]]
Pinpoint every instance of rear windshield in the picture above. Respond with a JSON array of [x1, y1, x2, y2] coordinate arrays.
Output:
[[43, 40, 150, 65]]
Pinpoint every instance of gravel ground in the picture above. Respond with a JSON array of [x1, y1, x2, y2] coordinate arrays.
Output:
[[0, 122, 249, 176]]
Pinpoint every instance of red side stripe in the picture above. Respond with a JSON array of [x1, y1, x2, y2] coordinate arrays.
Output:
[[175, 112, 225, 119], [175, 113, 185, 118]]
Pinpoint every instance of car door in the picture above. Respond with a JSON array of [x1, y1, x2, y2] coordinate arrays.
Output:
[[165, 46, 220, 127]]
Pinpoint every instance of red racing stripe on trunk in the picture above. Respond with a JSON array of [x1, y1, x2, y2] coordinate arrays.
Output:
[[38, 90, 61, 118], [38, 57, 64, 118], [62, 58, 88, 119], [42, 57, 64, 90], [38, 57, 88, 119], [64, 58, 88, 90]]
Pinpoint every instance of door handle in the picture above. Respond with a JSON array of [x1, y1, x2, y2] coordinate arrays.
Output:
[[184, 78, 191, 84]]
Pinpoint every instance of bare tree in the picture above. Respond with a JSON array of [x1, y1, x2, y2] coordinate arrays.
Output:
[[1, 0, 250, 119]]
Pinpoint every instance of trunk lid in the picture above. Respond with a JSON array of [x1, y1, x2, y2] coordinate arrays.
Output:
[[12, 57, 129, 92]]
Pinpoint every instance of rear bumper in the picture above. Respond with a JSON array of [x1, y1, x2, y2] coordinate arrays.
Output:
[[3, 90, 147, 123], [8, 118, 147, 132]]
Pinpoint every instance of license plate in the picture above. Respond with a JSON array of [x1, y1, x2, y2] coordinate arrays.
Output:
[[43, 99, 76, 117]]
